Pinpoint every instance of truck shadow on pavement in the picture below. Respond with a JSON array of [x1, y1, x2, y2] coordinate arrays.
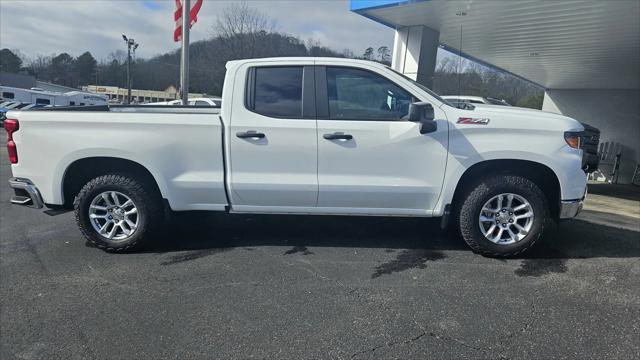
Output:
[[134, 212, 639, 277]]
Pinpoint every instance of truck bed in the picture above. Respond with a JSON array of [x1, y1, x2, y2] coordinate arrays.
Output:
[[8, 106, 228, 211]]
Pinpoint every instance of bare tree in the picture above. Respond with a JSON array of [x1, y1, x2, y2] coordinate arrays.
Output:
[[213, 2, 277, 59], [377, 46, 390, 64], [363, 47, 374, 60]]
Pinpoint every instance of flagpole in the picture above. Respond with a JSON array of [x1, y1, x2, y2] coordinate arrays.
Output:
[[180, 0, 190, 105]]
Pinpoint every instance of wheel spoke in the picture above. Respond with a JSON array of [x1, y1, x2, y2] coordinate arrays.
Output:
[[101, 193, 113, 206], [98, 221, 110, 234], [125, 208, 137, 215], [486, 224, 496, 236], [494, 228, 504, 242], [513, 204, 528, 211], [506, 227, 518, 242], [120, 223, 131, 236], [107, 223, 118, 239], [111, 192, 120, 206], [513, 222, 528, 235], [90, 213, 107, 219], [480, 215, 494, 223], [516, 212, 533, 220], [125, 218, 136, 229], [121, 199, 133, 208], [506, 194, 514, 209], [90, 205, 107, 211]]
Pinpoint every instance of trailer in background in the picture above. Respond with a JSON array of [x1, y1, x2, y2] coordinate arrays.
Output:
[[0, 86, 108, 106]]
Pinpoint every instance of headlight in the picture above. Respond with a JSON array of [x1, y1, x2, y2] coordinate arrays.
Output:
[[564, 131, 582, 149]]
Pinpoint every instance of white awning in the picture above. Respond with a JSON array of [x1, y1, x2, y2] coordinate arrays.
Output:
[[352, 0, 640, 89]]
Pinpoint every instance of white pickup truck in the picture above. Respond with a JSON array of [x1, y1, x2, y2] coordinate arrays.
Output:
[[5, 57, 597, 256]]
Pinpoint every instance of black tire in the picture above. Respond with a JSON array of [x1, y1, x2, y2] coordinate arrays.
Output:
[[458, 175, 548, 257], [74, 174, 162, 252]]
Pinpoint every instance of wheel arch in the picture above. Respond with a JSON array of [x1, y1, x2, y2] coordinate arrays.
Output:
[[61, 157, 165, 209], [449, 159, 562, 219]]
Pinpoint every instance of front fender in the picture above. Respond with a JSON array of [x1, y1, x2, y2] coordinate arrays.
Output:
[[433, 141, 586, 215]]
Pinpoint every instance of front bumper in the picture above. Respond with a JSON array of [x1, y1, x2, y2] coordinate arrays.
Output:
[[559, 185, 587, 219], [559, 199, 584, 219], [9, 177, 44, 209]]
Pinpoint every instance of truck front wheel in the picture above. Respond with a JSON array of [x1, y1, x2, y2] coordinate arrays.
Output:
[[458, 175, 548, 257], [74, 174, 163, 252]]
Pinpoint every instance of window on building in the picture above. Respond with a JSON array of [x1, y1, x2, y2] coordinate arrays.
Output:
[[248, 66, 303, 118], [2, 92, 15, 99], [69, 101, 75, 106], [326, 67, 414, 121], [35, 98, 51, 105]]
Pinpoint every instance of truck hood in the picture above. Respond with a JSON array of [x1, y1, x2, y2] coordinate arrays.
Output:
[[451, 104, 584, 132]]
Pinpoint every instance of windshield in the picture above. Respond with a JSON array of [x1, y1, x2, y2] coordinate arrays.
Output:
[[386, 66, 454, 106], [6, 102, 23, 109]]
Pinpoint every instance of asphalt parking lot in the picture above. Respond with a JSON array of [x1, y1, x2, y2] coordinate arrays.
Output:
[[1, 151, 639, 360]]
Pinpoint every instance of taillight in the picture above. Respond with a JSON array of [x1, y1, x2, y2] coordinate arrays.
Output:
[[4, 119, 19, 164]]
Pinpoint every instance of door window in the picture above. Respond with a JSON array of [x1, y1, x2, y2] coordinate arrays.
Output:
[[248, 66, 303, 118], [326, 67, 413, 121]]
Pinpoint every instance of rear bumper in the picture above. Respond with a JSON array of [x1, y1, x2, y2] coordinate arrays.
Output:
[[9, 177, 44, 209]]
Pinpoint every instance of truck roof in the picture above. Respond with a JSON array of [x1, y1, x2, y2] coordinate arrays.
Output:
[[226, 57, 390, 69]]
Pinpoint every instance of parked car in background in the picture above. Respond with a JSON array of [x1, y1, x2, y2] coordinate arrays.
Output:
[[0, 102, 45, 126], [147, 97, 221, 107], [442, 95, 512, 109], [6, 57, 595, 257]]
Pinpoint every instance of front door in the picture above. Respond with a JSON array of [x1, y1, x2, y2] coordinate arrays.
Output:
[[315, 66, 448, 215], [228, 64, 318, 210]]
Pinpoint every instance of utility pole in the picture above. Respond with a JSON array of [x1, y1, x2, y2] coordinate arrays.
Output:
[[180, 0, 190, 105], [122, 34, 139, 105]]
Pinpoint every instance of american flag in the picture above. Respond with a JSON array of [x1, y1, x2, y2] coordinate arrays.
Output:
[[174, 0, 203, 42]]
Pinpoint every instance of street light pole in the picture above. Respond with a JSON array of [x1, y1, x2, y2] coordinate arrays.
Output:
[[126, 43, 131, 104], [180, 0, 190, 105], [122, 34, 139, 105]]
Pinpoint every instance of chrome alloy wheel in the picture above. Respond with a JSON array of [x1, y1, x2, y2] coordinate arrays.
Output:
[[478, 193, 534, 245], [88, 191, 139, 241]]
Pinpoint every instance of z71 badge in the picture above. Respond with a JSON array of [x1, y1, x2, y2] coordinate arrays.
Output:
[[457, 117, 490, 125]]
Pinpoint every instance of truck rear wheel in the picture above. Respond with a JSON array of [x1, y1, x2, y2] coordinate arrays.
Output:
[[458, 175, 547, 257], [74, 174, 162, 252]]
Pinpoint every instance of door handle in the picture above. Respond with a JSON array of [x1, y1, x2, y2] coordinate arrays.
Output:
[[323, 132, 353, 140], [236, 130, 265, 139]]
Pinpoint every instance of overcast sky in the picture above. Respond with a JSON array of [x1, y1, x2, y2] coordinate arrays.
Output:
[[0, 0, 395, 61]]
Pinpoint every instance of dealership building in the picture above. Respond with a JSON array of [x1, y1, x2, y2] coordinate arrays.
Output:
[[352, 0, 639, 183]]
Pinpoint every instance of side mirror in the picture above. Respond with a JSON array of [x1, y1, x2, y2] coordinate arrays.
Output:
[[408, 102, 437, 134]]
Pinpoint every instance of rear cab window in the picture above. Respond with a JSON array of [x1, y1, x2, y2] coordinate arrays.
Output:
[[246, 66, 303, 118]]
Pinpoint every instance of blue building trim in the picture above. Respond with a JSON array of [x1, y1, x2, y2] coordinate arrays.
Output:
[[350, 0, 429, 28], [350, 0, 427, 12]]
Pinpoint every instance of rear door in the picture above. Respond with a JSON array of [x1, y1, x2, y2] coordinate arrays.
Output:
[[315, 65, 448, 215], [228, 62, 318, 211]]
